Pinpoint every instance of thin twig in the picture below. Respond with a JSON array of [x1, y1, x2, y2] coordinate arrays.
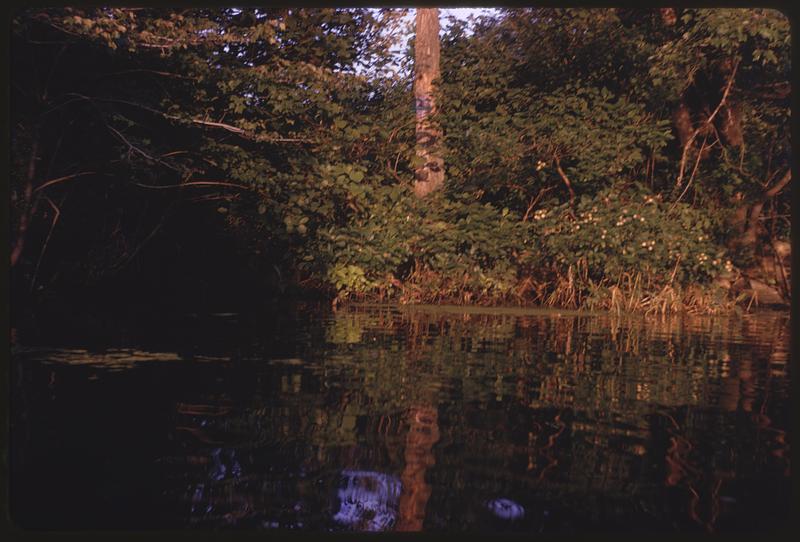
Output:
[[764, 168, 792, 199], [99, 69, 197, 81], [553, 154, 576, 204], [187, 118, 312, 143], [34, 171, 96, 192], [30, 195, 62, 292], [159, 150, 190, 158], [62, 94, 311, 143], [669, 254, 682, 285], [117, 221, 165, 270], [670, 135, 715, 210], [107, 125, 182, 172], [131, 180, 251, 190], [522, 185, 555, 221], [676, 58, 739, 189]]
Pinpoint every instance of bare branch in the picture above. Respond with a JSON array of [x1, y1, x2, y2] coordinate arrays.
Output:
[[522, 185, 555, 222], [553, 155, 576, 204], [676, 58, 740, 189], [107, 125, 181, 172], [670, 134, 716, 210], [34, 171, 96, 192], [131, 180, 252, 190], [765, 168, 791, 199], [61, 94, 311, 143], [30, 195, 63, 292], [100, 69, 198, 81], [190, 118, 247, 135]]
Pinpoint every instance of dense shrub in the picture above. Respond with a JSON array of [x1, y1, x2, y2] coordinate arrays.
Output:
[[319, 187, 532, 303], [530, 185, 728, 286], [317, 182, 735, 310]]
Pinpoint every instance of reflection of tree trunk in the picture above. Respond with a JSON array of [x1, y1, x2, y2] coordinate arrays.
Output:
[[738, 357, 755, 412], [396, 405, 440, 531], [719, 354, 740, 412], [413, 8, 444, 198]]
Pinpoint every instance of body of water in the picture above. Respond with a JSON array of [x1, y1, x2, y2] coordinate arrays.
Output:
[[10, 304, 791, 532]]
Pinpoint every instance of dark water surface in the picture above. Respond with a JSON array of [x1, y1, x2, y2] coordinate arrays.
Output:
[[10, 304, 791, 532]]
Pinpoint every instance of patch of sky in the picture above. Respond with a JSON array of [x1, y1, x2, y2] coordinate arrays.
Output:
[[363, 7, 501, 79]]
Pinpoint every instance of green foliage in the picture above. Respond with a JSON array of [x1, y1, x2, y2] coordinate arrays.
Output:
[[10, 8, 790, 313], [525, 86, 672, 185], [438, 12, 677, 213], [531, 185, 726, 285], [648, 9, 790, 94], [319, 188, 531, 302]]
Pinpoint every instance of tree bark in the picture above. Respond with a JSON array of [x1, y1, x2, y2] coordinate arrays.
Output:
[[739, 169, 791, 248], [672, 100, 694, 150], [716, 58, 744, 148], [413, 8, 444, 198]]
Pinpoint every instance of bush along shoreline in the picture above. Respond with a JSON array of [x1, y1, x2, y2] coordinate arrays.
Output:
[[317, 185, 789, 316]]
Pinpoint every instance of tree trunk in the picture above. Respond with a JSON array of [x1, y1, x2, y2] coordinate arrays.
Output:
[[716, 58, 744, 148], [413, 8, 444, 198], [738, 169, 791, 249]]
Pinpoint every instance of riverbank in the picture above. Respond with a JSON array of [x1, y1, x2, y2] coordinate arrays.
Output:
[[331, 268, 790, 317]]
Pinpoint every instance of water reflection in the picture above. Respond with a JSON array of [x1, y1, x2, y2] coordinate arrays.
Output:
[[397, 406, 440, 531], [333, 470, 401, 531], [486, 498, 525, 520], [10, 306, 791, 532]]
